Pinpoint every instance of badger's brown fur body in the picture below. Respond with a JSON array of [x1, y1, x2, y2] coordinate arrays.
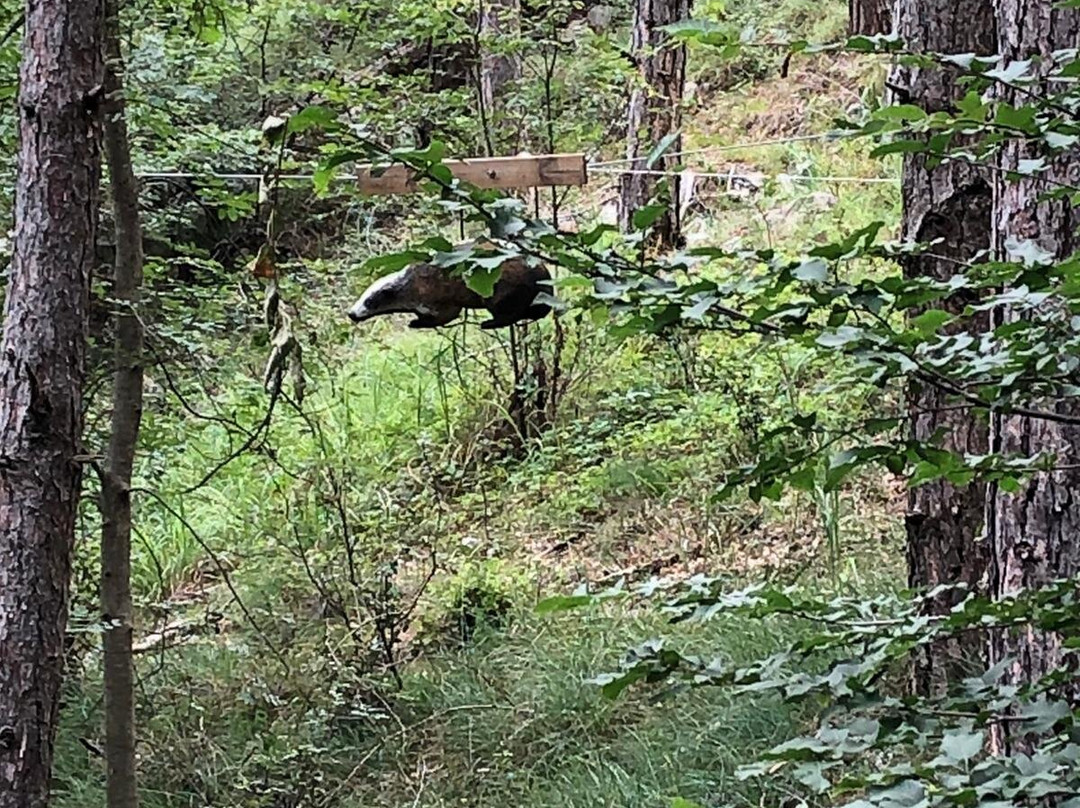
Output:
[[348, 255, 551, 330]]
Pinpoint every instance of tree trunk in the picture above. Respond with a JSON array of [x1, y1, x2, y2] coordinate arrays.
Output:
[[988, 0, 1080, 750], [100, 0, 144, 805], [0, 0, 104, 803], [849, 0, 893, 35], [618, 0, 691, 251], [891, 0, 995, 696], [478, 0, 520, 153]]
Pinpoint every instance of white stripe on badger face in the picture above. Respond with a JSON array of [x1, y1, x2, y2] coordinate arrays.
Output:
[[348, 269, 409, 322]]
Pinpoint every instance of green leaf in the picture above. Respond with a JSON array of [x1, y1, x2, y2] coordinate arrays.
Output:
[[646, 132, 681, 168], [910, 308, 954, 335], [1016, 157, 1047, 176], [633, 204, 669, 231], [956, 91, 988, 122], [661, 18, 736, 45], [994, 103, 1037, 132], [590, 669, 650, 700], [870, 140, 927, 157], [788, 466, 817, 491], [464, 266, 501, 298], [364, 251, 428, 272], [314, 149, 370, 194], [682, 296, 716, 320], [866, 417, 900, 435], [876, 104, 928, 122], [816, 326, 863, 348], [670, 799, 704, 808], [535, 594, 595, 614], [793, 762, 832, 794], [940, 729, 984, 762], [287, 105, 339, 135], [794, 258, 828, 282], [986, 59, 1033, 84], [393, 140, 447, 165], [1017, 697, 1071, 732], [1005, 238, 1055, 266]]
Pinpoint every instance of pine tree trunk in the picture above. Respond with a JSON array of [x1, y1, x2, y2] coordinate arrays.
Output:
[[618, 0, 691, 250], [891, 0, 995, 695], [0, 0, 104, 804], [849, 0, 894, 35], [478, 0, 520, 153], [988, 0, 1080, 749], [101, 0, 144, 805]]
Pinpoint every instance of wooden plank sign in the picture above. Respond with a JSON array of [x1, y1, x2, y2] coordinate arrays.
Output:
[[356, 152, 587, 195]]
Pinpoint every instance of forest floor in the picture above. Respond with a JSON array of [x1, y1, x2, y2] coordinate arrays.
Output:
[[54, 12, 910, 808]]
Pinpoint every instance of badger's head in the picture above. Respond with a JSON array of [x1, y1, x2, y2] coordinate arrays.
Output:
[[347, 269, 411, 323]]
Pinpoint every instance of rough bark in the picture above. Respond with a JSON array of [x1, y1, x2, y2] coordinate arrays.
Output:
[[479, 0, 521, 145], [891, 0, 996, 695], [101, 1, 144, 805], [987, 0, 1080, 749], [849, 0, 893, 35], [618, 0, 691, 251], [0, 0, 105, 804]]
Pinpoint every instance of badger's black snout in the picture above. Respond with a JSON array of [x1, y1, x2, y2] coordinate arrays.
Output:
[[348, 309, 363, 323]]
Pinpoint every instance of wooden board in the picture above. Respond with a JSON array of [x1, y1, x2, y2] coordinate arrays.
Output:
[[356, 153, 587, 195]]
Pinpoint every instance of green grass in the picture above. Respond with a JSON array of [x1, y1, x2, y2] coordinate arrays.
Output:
[[54, 603, 809, 808]]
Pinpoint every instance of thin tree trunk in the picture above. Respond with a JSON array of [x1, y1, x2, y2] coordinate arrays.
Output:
[[988, 0, 1080, 751], [618, 0, 691, 251], [479, 0, 520, 149], [100, 0, 144, 805], [849, 0, 893, 35], [0, 0, 105, 803], [891, 0, 995, 696]]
